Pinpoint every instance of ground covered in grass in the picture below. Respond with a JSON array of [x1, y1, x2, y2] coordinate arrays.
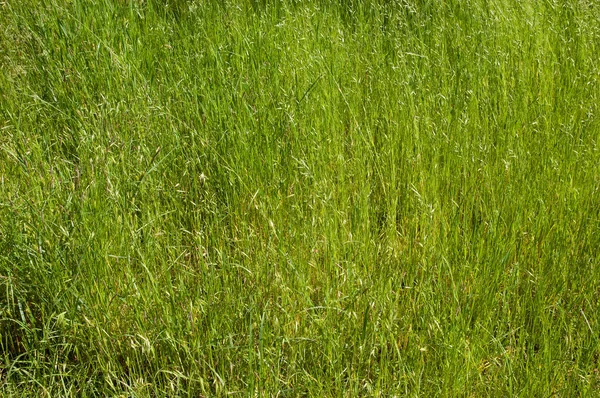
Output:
[[1, 0, 600, 396]]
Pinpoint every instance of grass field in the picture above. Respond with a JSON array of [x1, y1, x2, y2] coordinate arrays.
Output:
[[1, 0, 600, 396]]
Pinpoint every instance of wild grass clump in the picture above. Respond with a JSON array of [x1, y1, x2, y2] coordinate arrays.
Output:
[[1, 0, 600, 396]]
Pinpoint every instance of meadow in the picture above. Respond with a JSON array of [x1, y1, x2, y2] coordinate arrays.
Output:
[[1, 0, 600, 396]]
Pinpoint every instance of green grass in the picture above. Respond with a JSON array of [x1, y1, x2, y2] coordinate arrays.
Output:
[[1, 0, 600, 396]]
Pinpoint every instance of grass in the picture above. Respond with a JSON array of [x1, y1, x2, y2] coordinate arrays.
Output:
[[1, 0, 600, 396]]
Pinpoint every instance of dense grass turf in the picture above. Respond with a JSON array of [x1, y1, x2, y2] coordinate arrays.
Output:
[[2, 0, 600, 395]]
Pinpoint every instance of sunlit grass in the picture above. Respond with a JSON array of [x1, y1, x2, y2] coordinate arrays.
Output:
[[1, 0, 600, 396]]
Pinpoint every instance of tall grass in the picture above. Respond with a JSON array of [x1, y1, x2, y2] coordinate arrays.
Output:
[[1, 0, 600, 395]]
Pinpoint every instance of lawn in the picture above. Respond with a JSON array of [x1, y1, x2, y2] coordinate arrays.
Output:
[[1, 0, 600, 396]]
